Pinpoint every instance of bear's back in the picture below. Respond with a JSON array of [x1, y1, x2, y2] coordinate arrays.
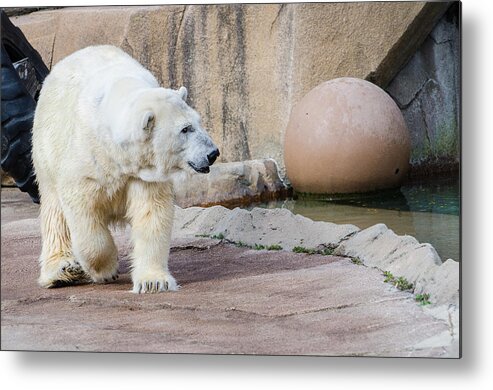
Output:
[[47, 45, 157, 89]]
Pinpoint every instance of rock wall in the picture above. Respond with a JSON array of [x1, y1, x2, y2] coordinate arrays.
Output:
[[11, 3, 449, 176], [386, 3, 460, 175], [3, 7, 59, 17]]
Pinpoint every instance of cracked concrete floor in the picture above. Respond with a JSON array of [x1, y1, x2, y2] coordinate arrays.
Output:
[[1, 188, 450, 356]]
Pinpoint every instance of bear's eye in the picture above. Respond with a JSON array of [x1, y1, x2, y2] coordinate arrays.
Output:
[[181, 125, 193, 134]]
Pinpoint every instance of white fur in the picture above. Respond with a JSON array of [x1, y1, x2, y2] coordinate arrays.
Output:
[[32, 45, 217, 293]]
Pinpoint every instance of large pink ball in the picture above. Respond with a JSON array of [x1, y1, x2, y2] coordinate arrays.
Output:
[[284, 77, 410, 194]]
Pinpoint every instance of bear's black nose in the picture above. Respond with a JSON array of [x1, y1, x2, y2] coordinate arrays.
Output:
[[207, 148, 220, 165]]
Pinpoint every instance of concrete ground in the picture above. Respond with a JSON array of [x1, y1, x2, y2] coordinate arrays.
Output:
[[1, 188, 451, 356]]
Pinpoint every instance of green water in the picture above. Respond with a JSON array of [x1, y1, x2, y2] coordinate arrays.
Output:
[[243, 177, 460, 262]]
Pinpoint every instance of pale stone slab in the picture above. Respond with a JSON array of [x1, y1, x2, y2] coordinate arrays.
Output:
[[174, 205, 359, 250]]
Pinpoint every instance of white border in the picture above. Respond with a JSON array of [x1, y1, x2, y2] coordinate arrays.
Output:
[[2, 0, 492, 389]]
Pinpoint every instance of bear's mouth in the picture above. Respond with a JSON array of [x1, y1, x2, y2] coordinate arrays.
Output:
[[188, 161, 210, 174]]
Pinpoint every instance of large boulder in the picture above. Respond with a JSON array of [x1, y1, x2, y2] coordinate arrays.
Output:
[[284, 78, 410, 194]]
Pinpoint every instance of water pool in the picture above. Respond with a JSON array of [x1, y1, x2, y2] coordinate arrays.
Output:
[[242, 177, 460, 262]]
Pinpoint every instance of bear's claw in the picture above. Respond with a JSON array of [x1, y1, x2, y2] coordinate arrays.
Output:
[[100, 274, 119, 283], [91, 270, 119, 284], [132, 274, 179, 294]]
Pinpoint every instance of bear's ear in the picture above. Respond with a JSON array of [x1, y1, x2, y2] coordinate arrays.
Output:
[[142, 111, 155, 132], [178, 86, 188, 101]]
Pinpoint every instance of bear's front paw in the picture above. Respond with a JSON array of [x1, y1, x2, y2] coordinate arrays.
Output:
[[132, 272, 179, 294]]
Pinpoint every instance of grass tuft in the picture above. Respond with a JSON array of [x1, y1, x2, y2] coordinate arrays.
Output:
[[395, 276, 413, 291], [292, 246, 334, 256], [292, 246, 316, 254], [234, 242, 283, 251], [383, 271, 394, 283], [383, 271, 413, 291], [415, 293, 432, 306], [351, 257, 363, 265]]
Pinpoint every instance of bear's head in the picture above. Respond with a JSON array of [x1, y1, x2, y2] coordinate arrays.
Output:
[[110, 86, 219, 182]]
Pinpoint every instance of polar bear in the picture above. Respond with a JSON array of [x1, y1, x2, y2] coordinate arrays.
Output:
[[32, 45, 219, 293]]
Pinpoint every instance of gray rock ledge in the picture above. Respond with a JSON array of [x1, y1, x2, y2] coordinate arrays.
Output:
[[173, 204, 460, 354]]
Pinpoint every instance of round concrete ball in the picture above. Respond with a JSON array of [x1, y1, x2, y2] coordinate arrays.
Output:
[[284, 77, 410, 194]]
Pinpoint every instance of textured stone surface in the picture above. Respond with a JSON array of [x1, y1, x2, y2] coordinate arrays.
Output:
[[386, 4, 460, 175], [173, 159, 288, 208], [1, 188, 457, 356], [334, 223, 459, 305], [11, 3, 448, 174], [173, 204, 459, 306], [173, 205, 359, 251], [3, 7, 60, 17], [284, 78, 410, 194]]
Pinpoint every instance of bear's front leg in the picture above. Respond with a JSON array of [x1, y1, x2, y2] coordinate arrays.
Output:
[[126, 180, 178, 293]]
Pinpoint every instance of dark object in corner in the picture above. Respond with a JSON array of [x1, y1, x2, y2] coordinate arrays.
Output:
[[1, 10, 49, 203]]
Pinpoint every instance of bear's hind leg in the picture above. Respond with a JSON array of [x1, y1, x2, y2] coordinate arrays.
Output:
[[38, 190, 89, 288]]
